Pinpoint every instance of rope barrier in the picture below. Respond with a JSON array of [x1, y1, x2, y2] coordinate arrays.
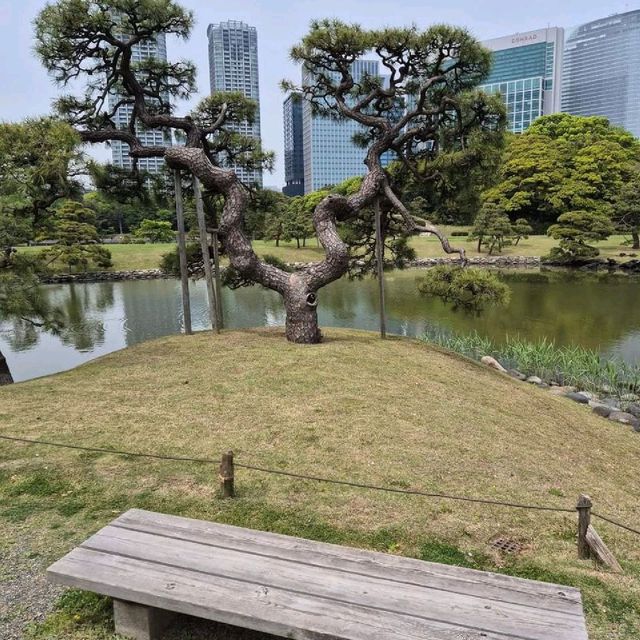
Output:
[[0, 435, 219, 464], [592, 512, 640, 537], [234, 461, 576, 513], [1, 433, 638, 536]]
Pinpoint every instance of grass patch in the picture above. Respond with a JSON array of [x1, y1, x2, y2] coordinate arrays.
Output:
[[26, 590, 112, 639], [1, 329, 639, 639]]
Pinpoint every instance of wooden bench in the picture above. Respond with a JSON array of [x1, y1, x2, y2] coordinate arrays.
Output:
[[47, 509, 589, 640]]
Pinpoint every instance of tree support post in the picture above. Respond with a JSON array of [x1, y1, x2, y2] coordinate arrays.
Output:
[[173, 170, 192, 335], [219, 451, 235, 498], [374, 197, 387, 339], [211, 228, 224, 329], [193, 177, 219, 333], [577, 494, 592, 560]]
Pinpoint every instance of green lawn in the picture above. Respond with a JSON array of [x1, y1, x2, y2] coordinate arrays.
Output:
[[1, 329, 639, 639], [20, 231, 639, 274]]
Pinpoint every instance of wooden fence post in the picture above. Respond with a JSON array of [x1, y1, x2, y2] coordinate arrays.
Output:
[[577, 494, 592, 559], [219, 451, 235, 498]]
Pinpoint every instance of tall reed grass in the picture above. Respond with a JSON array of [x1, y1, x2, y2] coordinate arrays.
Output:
[[421, 327, 640, 398]]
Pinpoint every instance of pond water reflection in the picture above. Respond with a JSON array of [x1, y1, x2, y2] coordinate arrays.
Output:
[[1, 269, 639, 382]]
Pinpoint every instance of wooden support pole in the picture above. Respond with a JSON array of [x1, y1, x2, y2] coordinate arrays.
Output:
[[586, 524, 623, 573], [374, 197, 387, 340], [174, 170, 192, 335], [211, 229, 224, 330], [193, 178, 219, 333], [577, 494, 593, 559], [219, 451, 235, 498]]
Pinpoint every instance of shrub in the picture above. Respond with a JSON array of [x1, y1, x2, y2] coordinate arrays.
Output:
[[417, 266, 511, 311], [159, 243, 202, 275]]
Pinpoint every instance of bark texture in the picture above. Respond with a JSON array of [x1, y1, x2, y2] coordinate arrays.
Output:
[[0, 348, 14, 386]]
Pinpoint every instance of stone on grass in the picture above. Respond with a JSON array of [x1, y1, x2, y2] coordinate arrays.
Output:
[[508, 369, 527, 381], [624, 403, 640, 418], [608, 411, 640, 430], [526, 376, 542, 385], [601, 397, 623, 411], [564, 391, 590, 404], [550, 386, 577, 396], [481, 356, 507, 373], [592, 405, 613, 418]]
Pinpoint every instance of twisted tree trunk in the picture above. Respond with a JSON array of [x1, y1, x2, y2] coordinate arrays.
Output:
[[0, 348, 14, 386], [165, 147, 360, 343]]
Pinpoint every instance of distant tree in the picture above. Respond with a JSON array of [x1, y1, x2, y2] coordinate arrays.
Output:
[[612, 167, 640, 249], [484, 114, 640, 230], [547, 210, 615, 261], [134, 219, 175, 243], [471, 203, 513, 254], [512, 218, 533, 246], [246, 189, 290, 239], [41, 200, 112, 271]]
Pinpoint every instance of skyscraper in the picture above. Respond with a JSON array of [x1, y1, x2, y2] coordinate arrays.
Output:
[[479, 28, 564, 133], [108, 34, 170, 174], [302, 59, 389, 193], [282, 93, 304, 196], [207, 20, 262, 186], [562, 10, 640, 137]]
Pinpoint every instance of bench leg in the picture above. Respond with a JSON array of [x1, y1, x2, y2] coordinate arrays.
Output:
[[113, 599, 176, 640]]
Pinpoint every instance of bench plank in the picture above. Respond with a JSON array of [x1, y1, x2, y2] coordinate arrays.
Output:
[[115, 509, 582, 613], [47, 509, 589, 640]]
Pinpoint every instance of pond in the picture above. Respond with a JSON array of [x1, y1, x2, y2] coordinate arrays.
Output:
[[1, 269, 640, 383]]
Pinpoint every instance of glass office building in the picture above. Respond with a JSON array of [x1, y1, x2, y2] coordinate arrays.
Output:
[[302, 59, 392, 193], [108, 34, 171, 174], [563, 10, 640, 137], [282, 93, 305, 196], [479, 28, 564, 133], [207, 21, 262, 186]]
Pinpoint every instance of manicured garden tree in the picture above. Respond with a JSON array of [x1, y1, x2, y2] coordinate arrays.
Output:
[[512, 218, 533, 246], [35, 2, 501, 342], [417, 265, 510, 311], [613, 167, 640, 249], [547, 211, 615, 262], [41, 200, 113, 271], [471, 203, 513, 254], [134, 219, 175, 243]]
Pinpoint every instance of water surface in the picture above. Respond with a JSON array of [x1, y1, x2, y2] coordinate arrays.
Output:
[[1, 269, 639, 382]]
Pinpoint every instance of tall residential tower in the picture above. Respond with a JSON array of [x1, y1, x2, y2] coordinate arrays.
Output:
[[479, 27, 564, 133], [108, 34, 170, 173], [207, 20, 262, 186], [562, 10, 640, 137]]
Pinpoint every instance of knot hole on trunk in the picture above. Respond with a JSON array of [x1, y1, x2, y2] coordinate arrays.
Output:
[[306, 292, 318, 308]]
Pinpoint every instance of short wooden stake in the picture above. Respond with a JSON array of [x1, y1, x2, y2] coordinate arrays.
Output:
[[576, 494, 592, 559], [219, 451, 235, 498]]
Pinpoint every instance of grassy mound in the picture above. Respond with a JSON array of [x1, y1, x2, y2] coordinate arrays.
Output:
[[1, 329, 639, 639]]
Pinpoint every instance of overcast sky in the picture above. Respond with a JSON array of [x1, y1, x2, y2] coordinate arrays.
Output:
[[0, 0, 636, 187]]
